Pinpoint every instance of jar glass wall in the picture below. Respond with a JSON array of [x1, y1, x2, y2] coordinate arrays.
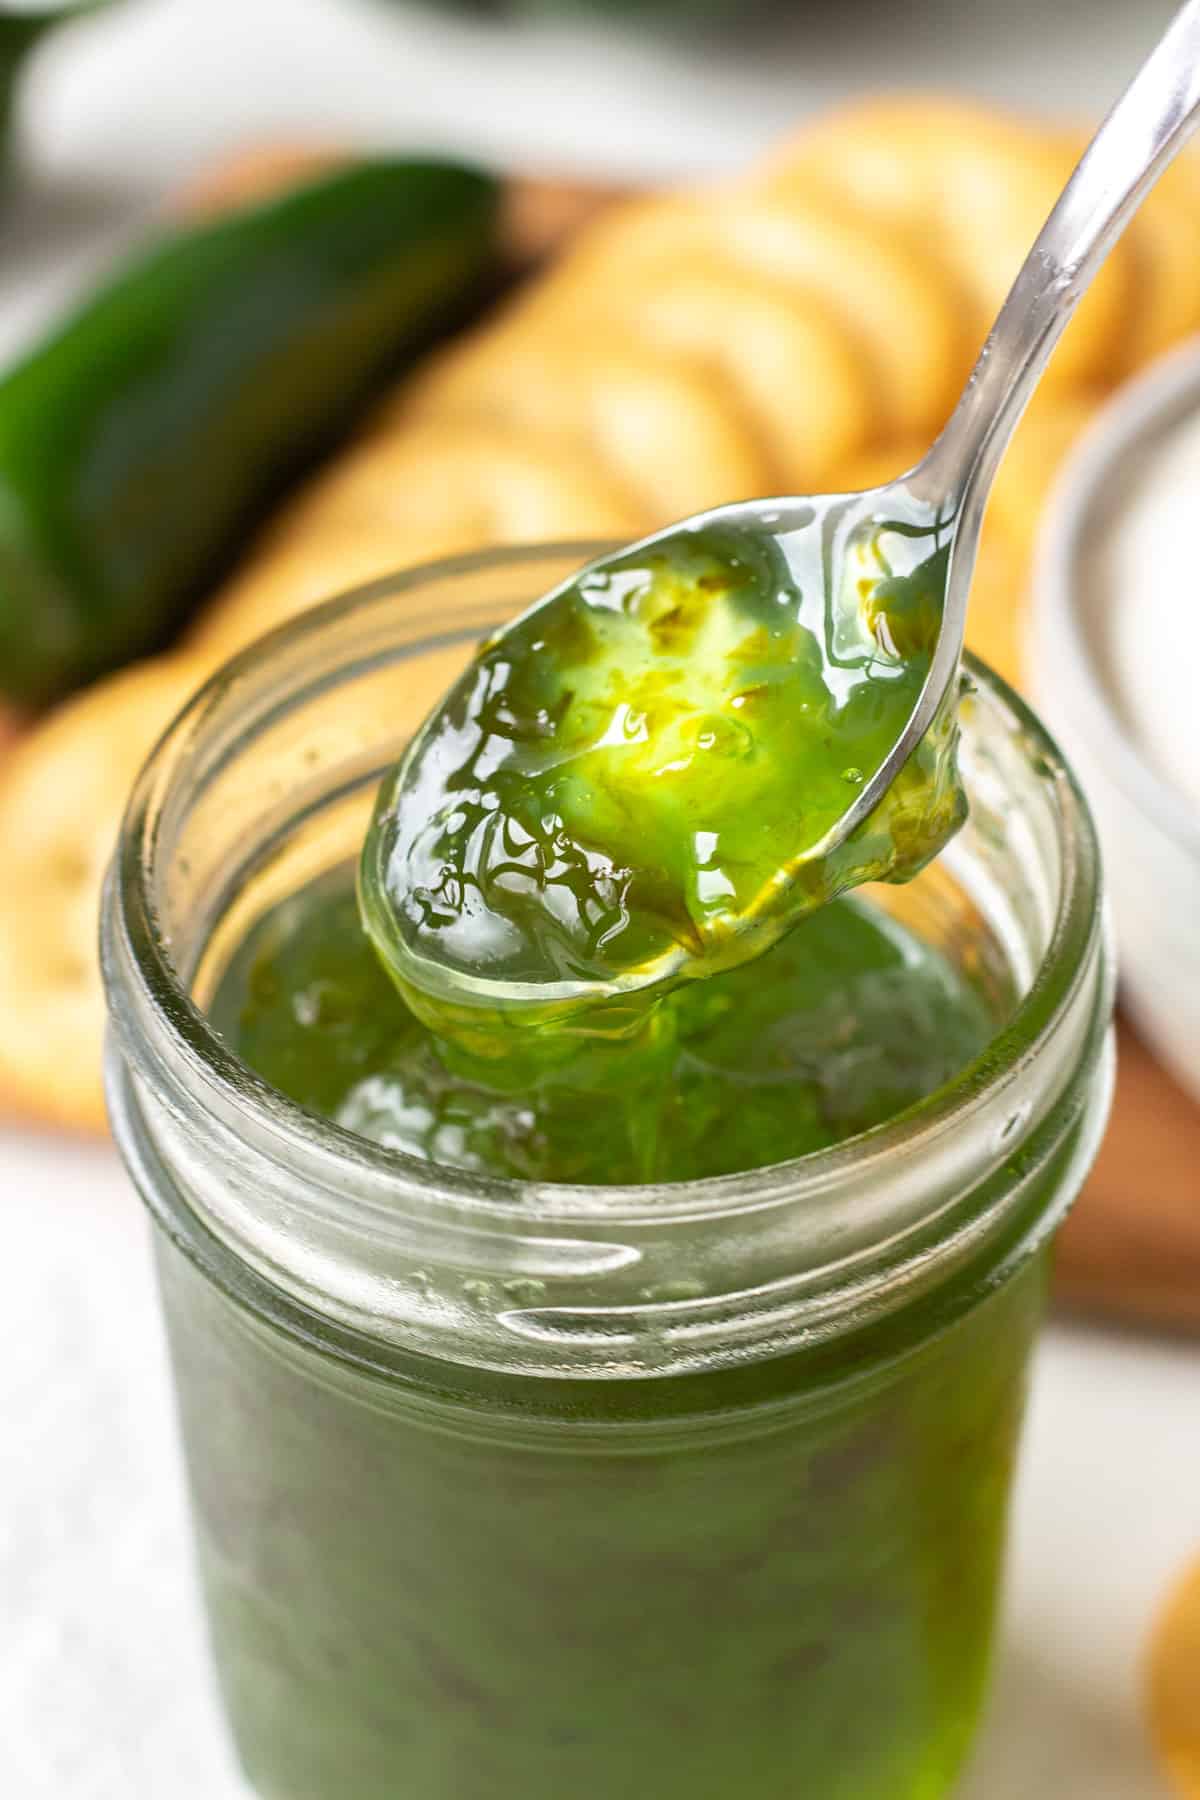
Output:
[[102, 546, 1114, 1800]]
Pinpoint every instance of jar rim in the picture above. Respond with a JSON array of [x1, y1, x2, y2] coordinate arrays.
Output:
[[107, 540, 1106, 1231]]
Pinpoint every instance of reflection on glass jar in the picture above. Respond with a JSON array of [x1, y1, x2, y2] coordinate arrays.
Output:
[[102, 546, 1114, 1800]]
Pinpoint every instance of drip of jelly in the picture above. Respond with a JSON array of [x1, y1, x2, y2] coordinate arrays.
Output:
[[361, 504, 965, 1070]]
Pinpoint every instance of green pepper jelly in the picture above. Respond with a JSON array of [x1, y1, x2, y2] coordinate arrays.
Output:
[[212, 870, 994, 1184], [102, 549, 1111, 1800], [160, 1219, 1044, 1800], [361, 510, 964, 1068], [189, 865, 1033, 1800], [190, 519, 1018, 1800]]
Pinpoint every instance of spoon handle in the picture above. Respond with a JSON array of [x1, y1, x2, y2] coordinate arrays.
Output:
[[919, 0, 1200, 517]]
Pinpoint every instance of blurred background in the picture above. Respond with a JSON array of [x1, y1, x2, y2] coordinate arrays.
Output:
[[0, 0, 1181, 353], [1, 2, 1198, 1797]]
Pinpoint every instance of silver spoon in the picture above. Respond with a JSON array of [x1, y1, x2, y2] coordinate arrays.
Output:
[[855, 0, 1200, 845], [365, 1, 1200, 1038]]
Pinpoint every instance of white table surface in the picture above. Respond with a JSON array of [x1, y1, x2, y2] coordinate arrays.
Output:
[[1, 2, 1196, 1795]]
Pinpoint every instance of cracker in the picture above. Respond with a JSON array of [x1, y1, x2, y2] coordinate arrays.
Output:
[[987, 388, 1101, 560], [763, 98, 1135, 394], [192, 420, 641, 667], [402, 331, 770, 518], [1148, 1554, 1200, 1797], [448, 242, 874, 488], [595, 256, 872, 489], [187, 517, 463, 670], [824, 439, 930, 494], [17, 97, 1200, 1139], [280, 417, 642, 545], [1120, 149, 1200, 370], [0, 656, 204, 1132], [961, 516, 1024, 690], [526, 191, 965, 441]]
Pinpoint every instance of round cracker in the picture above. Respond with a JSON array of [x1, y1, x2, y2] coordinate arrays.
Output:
[[402, 332, 769, 519], [284, 417, 643, 543], [963, 514, 1024, 690], [987, 387, 1101, 560], [188, 517, 475, 669], [192, 420, 642, 668], [1119, 148, 1200, 371], [448, 246, 874, 489], [699, 195, 965, 439], [824, 438, 930, 495], [606, 256, 872, 488], [1148, 1553, 1200, 1797], [0, 656, 205, 1133], [762, 97, 1134, 394], [524, 191, 965, 441]]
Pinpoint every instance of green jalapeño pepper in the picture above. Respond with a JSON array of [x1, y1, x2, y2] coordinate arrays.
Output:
[[0, 157, 500, 705]]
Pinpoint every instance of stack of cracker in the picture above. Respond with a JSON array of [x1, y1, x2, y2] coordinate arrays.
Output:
[[4, 97, 1200, 1131]]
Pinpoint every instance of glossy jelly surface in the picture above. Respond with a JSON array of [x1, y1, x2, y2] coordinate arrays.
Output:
[[361, 509, 964, 1065]]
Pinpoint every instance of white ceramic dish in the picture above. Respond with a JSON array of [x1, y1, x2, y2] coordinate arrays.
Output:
[[1032, 335, 1200, 1104]]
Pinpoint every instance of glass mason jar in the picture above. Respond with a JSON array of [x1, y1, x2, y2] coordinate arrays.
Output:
[[102, 545, 1114, 1800]]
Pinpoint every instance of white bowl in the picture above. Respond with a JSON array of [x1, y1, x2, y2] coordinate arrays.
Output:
[[1032, 338, 1200, 1104]]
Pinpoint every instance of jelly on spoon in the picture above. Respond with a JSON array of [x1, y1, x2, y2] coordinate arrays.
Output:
[[364, 0, 1200, 1052], [361, 502, 963, 1058]]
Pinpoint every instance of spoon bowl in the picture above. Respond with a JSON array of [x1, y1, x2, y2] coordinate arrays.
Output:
[[361, 490, 966, 1051]]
